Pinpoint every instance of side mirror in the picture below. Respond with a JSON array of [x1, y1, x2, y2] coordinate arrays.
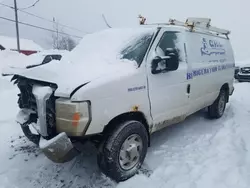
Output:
[[151, 51, 179, 74], [151, 56, 167, 74]]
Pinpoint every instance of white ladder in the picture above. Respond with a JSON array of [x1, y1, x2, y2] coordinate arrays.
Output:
[[169, 17, 230, 36]]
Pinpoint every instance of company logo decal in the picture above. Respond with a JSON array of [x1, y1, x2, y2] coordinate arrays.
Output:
[[201, 38, 226, 56]]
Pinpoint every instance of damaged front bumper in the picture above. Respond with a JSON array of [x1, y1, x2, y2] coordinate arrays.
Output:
[[16, 82, 81, 163], [39, 132, 79, 163], [18, 117, 80, 163]]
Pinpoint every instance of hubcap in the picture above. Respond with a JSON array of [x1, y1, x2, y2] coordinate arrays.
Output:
[[119, 134, 143, 170], [218, 92, 226, 115]]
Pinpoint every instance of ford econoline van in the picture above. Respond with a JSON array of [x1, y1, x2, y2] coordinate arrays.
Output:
[[12, 17, 235, 181]]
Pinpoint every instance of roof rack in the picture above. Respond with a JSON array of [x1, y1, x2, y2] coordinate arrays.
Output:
[[138, 15, 230, 37], [169, 17, 230, 37]]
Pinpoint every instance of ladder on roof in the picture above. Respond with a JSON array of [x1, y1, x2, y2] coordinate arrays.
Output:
[[169, 17, 230, 37]]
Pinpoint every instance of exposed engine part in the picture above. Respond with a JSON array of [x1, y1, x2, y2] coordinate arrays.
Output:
[[12, 76, 58, 139]]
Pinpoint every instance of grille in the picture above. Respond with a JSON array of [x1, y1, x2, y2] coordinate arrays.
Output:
[[14, 76, 57, 138], [238, 74, 250, 79], [18, 80, 37, 111], [241, 67, 250, 74]]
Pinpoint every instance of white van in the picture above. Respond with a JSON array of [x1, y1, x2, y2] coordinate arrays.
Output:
[[12, 18, 235, 181]]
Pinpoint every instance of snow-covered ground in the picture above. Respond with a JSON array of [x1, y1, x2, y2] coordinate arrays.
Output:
[[1, 77, 250, 188]]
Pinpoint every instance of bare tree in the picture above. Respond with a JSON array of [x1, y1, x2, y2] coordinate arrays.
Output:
[[50, 18, 77, 51], [52, 17, 59, 49], [58, 35, 76, 51], [66, 36, 77, 51]]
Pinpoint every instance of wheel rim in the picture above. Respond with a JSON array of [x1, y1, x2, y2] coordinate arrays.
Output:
[[218, 92, 226, 115], [119, 134, 143, 171]]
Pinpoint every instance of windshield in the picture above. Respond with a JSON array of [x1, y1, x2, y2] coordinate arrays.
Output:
[[121, 33, 153, 65], [63, 28, 155, 65]]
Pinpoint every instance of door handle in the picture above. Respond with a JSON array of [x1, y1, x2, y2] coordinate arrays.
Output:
[[187, 84, 191, 94]]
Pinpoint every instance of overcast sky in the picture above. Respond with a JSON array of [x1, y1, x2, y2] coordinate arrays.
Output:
[[0, 0, 249, 61]]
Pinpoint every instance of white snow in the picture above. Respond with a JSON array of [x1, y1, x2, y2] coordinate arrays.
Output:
[[39, 133, 66, 150], [0, 50, 31, 72], [63, 28, 155, 64], [0, 35, 43, 51], [25, 50, 68, 67], [0, 50, 67, 76], [16, 109, 35, 125], [235, 60, 250, 67], [32, 86, 53, 100], [117, 84, 250, 188]]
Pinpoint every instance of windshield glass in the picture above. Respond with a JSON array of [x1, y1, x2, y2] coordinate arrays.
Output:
[[121, 33, 153, 65], [63, 28, 155, 65]]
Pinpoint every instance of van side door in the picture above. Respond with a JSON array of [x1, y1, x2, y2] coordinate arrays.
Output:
[[146, 28, 190, 132], [185, 32, 234, 115]]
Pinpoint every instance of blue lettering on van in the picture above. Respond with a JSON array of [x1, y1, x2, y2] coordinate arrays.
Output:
[[201, 38, 226, 56], [128, 86, 146, 92], [187, 63, 234, 80]]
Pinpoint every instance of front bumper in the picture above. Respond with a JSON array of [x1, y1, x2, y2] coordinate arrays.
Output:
[[237, 73, 250, 82], [15, 84, 88, 163], [21, 123, 80, 163], [39, 132, 80, 163], [17, 109, 80, 163]]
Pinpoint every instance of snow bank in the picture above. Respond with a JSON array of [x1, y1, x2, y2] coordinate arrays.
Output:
[[235, 60, 250, 67], [0, 50, 31, 71], [0, 35, 43, 51], [39, 49, 69, 55], [0, 50, 31, 92]]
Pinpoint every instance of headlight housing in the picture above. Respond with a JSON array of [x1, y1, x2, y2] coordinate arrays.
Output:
[[55, 98, 91, 136]]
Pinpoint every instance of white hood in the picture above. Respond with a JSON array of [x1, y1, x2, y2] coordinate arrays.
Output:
[[10, 28, 154, 97], [13, 60, 136, 98]]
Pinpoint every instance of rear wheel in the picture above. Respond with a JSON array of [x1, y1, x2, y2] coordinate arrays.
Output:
[[208, 89, 227, 119], [97, 120, 148, 182]]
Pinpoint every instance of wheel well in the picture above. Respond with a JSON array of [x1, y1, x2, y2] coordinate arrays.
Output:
[[221, 83, 229, 102], [102, 112, 150, 146]]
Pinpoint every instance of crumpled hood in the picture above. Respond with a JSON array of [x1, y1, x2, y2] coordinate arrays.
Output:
[[13, 60, 136, 98]]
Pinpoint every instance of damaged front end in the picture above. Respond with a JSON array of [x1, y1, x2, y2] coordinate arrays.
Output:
[[13, 76, 80, 163]]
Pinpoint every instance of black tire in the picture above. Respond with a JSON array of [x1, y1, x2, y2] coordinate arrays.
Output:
[[208, 89, 227, 119], [97, 120, 148, 182], [21, 125, 40, 145]]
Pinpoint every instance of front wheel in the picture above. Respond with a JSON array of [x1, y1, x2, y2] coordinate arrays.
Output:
[[208, 89, 227, 119], [97, 120, 148, 182]]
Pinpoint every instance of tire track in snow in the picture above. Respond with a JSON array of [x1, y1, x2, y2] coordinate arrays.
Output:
[[118, 83, 250, 188]]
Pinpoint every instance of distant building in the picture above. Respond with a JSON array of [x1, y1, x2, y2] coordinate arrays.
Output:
[[0, 35, 43, 55]]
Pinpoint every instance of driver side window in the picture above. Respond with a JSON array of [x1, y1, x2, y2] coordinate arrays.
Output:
[[151, 31, 182, 74], [156, 31, 180, 57]]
